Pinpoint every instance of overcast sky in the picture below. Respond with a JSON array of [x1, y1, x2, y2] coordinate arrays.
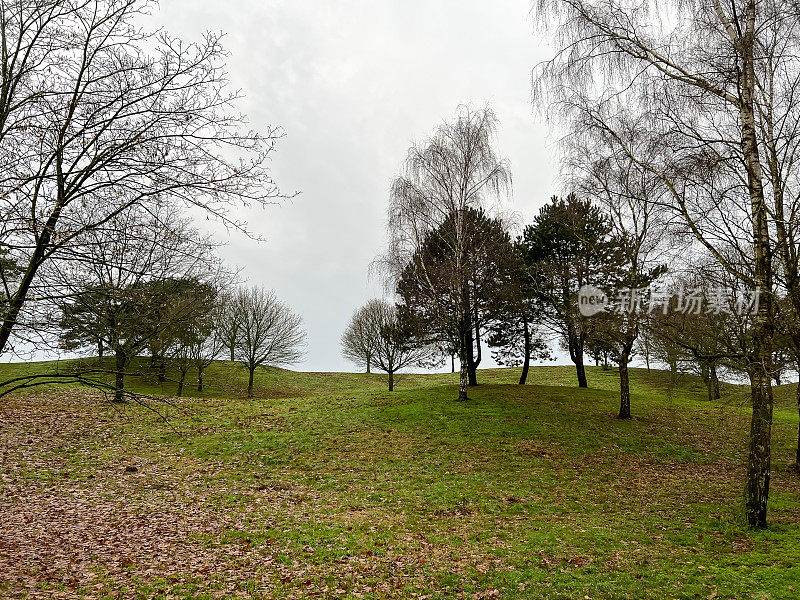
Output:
[[152, 0, 561, 372]]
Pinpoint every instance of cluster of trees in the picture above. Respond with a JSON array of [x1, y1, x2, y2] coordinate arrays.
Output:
[[343, 96, 800, 530], [532, 0, 800, 529], [55, 211, 306, 400], [0, 0, 304, 400], [344, 109, 654, 409]]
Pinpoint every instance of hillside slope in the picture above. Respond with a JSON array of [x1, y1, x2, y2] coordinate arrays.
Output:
[[1, 363, 799, 599]]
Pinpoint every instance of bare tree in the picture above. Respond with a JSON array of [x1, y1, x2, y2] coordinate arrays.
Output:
[[370, 302, 431, 391], [0, 0, 284, 360], [170, 341, 194, 398], [342, 299, 430, 390], [568, 125, 668, 418], [341, 301, 380, 373], [750, 15, 800, 468], [229, 286, 305, 398], [646, 265, 757, 401], [168, 289, 227, 396], [383, 106, 511, 401]]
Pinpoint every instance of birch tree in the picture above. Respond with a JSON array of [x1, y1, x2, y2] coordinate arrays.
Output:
[[383, 107, 511, 401]]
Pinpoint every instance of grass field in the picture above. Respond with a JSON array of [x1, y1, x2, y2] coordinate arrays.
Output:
[[1, 360, 799, 599]]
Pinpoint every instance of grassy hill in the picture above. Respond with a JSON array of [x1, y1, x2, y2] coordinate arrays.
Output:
[[1, 361, 799, 599]]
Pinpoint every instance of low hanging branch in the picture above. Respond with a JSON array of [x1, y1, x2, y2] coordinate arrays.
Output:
[[0, 368, 193, 424]]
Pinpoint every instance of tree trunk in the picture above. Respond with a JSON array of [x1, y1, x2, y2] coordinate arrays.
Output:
[[739, 2, 774, 529], [98, 341, 104, 360], [519, 317, 531, 385], [702, 363, 713, 402], [247, 367, 255, 398], [473, 302, 482, 379], [366, 351, 371, 374], [569, 335, 588, 388], [177, 369, 187, 397], [711, 364, 721, 400], [197, 367, 204, 392], [576, 359, 587, 388], [388, 369, 394, 391], [795, 381, 800, 466], [746, 366, 773, 528], [575, 359, 587, 387], [457, 286, 470, 401], [230, 346, 235, 363], [468, 365, 478, 385], [458, 352, 469, 401], [158, 358, 166, 383], [618, 346, 631, 419], [451, 354, 455, 373], [114, 350, 126, 403], [466, 304, 479, 386]]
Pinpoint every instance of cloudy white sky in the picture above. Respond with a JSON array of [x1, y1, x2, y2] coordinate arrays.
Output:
[[153, 0, 561, 372]]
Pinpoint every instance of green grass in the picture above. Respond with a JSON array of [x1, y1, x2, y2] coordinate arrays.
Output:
[[1, 360, 799, 599]]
